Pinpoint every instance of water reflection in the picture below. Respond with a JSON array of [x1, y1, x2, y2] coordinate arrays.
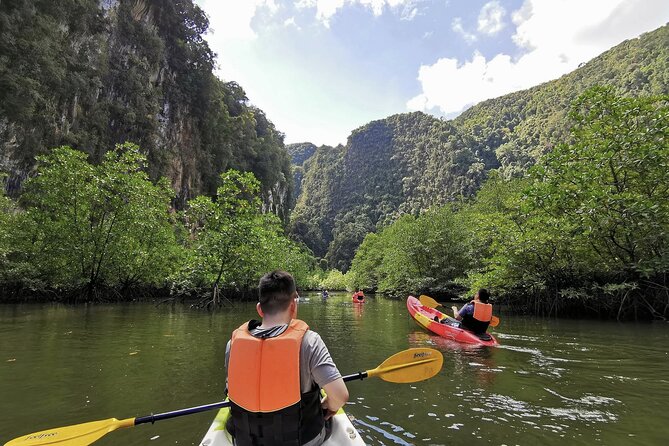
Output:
[[2, 299, 667, 445], [407, 331, 499, 387], [353, 300, 366, 319]]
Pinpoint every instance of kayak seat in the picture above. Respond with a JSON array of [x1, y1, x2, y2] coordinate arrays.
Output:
[[476, 333, 492, 341], [322, 417, 334, 443]]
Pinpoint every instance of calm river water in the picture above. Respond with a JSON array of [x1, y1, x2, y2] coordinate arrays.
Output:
[[1, 293, 668, 445]]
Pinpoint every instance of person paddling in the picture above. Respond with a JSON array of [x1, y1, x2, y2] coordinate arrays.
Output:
[[225, 270, 349, 446], [450, 288, 493, 335]]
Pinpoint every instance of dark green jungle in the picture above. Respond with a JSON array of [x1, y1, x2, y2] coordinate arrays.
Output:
[[1, 1, 668, 320]]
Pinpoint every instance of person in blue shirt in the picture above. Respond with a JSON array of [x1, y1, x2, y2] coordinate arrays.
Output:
[[450, 288, 493, 335]]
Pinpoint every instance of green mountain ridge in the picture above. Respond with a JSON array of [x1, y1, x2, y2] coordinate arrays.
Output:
[[291, 23, 669, 271]]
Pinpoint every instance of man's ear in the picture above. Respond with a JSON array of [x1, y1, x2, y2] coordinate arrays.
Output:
[[256, 302, 264, 318]]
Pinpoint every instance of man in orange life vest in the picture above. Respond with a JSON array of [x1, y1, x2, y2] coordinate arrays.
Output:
[[451, 288, 493, 335], [225, 270, 349, 446]]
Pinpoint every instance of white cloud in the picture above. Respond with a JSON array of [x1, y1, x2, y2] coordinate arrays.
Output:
[[477, 1, 506, 35], [452, 17, 477, 43], [195, 0, 277, 41], [296, 0, 416, 26], [408, 0, 669, 115], [401, 6, 418, 21], [284, 16, 300, 29]]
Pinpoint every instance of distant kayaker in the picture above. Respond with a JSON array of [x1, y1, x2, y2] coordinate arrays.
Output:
[[450, 288, 493, 334], [352, 290, 365, 302], [225, 270, 349, 446], [322, 289, 329, 299]]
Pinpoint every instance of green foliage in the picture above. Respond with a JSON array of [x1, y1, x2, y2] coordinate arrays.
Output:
[[178, 169, 314, 293], [15, 144, 179, 295], [317, 269, 348, 291], [293, 25, 669, 269], [292, 112, 484, 270], [464, 87, 669, 318], [343, 87, 669, 319], [1, 149, 316, 301], [456, 25, 669, 178], [286, 143, 317, 166], [532, 86, 669, 276], [0, 181, 15, 280], [0, 0, 292, 219], [347, 207, 470, 296], [286, 142, 318, 206]]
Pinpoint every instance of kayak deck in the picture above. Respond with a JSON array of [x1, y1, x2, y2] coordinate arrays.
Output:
[[407, 295, 499, 346], [199, 404, 365, 446]]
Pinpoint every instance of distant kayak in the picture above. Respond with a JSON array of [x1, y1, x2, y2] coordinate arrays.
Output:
[[407, 295, 499, 346], [199, 404, 365, 446], [352, 291, 365, 303]]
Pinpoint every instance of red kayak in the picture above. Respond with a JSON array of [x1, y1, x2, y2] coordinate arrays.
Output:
[[407, 295, 499, 346]]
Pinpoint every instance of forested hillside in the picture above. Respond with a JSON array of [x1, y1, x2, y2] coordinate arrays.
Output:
[[286, 142, 317, 207], [0, 0, 292, 219], [455, 22, 669, 178], [292, 24, 669, 271]]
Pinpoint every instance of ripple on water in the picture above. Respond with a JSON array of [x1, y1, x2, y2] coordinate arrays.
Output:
[[496, 333, 541, 342], [354, 417, 414, 445], [477, 390, 620, 428], [544, 388, 621, 405]]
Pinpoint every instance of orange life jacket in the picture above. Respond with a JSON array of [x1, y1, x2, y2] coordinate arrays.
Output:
[[228, 319, 308, 412], [472, 302, 493, 322], [461, 302, 493, 335]]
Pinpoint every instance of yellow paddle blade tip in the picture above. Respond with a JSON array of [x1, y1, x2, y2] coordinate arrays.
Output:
[[418, 295, 440, 309], [370, 348, 443, 383], [4, 418, 135, 446]]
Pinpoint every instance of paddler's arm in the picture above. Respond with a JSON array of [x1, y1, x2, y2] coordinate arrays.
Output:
[[321, 377, 349, 420]]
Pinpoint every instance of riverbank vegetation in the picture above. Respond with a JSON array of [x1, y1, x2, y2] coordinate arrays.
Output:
[[1, 88, 667, 320], [0, 143, 318, 305], [346, 88, 669, 320]]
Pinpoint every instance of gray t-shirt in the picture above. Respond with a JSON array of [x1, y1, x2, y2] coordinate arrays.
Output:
[[224, 321, 342, 393]]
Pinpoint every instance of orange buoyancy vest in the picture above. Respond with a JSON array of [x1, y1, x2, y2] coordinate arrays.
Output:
[[461, 302, 493, 335], [228, 319, 308, 412], [472, 302, 493, 322]]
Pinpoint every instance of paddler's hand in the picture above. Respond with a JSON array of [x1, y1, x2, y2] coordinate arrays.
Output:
[[321, 396, 337, 420], [322, 377, 348, 420], [451, 306, 458, 317]]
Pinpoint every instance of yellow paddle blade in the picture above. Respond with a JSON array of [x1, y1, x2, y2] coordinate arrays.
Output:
[[367, 348, 443, 383], [5, 418, 135, 446], [419, 294, 441, 309]]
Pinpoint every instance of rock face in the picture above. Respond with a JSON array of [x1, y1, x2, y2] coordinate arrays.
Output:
[[0, 0, 292, 217]]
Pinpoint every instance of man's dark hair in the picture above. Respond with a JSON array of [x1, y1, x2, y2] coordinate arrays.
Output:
[[258, 270, 297, 315], [478, 288, 490, 303]]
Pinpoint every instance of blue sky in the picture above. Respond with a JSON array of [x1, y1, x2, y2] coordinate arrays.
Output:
[[194, 0, 669, 146]]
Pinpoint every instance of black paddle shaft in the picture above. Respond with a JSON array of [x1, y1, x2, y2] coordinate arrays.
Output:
[[135, 401, 230, 426], [343, 371, 369, 382], [134, 371, 369, 426]]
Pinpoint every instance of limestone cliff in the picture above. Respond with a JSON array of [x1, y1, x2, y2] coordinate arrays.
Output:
[[0, 0, 292, 217]]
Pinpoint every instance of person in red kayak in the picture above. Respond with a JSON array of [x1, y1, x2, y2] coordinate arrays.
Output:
[[352, 290, 365, 302], [225, 270, 349, 446], [450, 288, 493, 335]]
